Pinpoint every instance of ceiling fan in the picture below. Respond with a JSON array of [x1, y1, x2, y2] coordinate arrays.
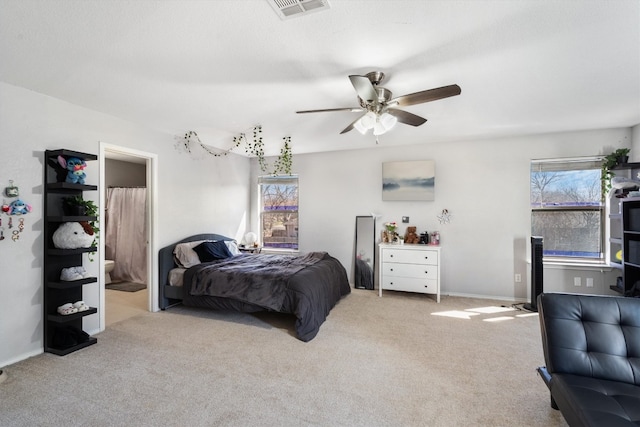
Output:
[[296, 71, 461, 136]]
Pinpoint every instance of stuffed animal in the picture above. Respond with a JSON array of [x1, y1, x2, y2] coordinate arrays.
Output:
[[57, 156, 87, 184], [52, 221, 95, 249], [404, 226, 421, 244], [9, 199, 31, 215]]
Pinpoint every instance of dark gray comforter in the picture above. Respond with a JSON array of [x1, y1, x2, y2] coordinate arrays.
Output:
[[182, 252, 350, 341]]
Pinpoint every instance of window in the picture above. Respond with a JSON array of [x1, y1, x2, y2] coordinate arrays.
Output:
[[259, 175, 298, 250], [530, 157, 604, 262]]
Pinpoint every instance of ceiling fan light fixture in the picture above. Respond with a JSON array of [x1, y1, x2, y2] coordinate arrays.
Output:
[[373, 121, 387, 136], [360, 111, 376, 129], [296, 71, 460, 136], [379, 112, 397, 131], [353, 119, 367, 134]]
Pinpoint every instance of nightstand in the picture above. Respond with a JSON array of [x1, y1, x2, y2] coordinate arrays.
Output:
[[239, 245, 262, 254]]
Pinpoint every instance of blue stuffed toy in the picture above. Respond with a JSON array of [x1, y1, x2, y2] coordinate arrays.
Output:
[[57, 155, 87, 184], [9, 199, 31, 215]]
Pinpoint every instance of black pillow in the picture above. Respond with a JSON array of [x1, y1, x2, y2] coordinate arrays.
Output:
[[193, 241, 233, 262]]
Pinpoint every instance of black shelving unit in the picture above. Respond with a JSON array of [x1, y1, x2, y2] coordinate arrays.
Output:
[[607, 163, 640, 295], [44, 149, 98, 355], [617, 197, 640, 296]]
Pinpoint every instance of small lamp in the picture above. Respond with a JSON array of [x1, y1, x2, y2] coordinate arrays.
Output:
[[244, 231, 258, 247]]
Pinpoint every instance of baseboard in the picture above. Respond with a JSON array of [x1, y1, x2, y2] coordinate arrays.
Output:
[[86, 327, 101, 337], [444, 292, 528, 303], [1, 347, 43, 370]]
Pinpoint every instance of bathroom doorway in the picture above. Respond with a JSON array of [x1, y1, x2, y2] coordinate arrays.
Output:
[[99, 144, 158, 330]]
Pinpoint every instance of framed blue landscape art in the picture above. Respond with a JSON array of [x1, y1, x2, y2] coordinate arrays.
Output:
[[382, 160, 435, 201]]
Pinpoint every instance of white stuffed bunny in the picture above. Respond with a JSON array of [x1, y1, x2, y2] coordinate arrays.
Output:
[[52, 222, 95, 249]]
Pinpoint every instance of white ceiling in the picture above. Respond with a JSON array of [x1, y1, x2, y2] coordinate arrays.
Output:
[[1, 0, 639, 156]]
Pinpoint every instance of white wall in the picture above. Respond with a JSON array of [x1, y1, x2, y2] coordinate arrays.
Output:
[[1, 77, 634, 368], [0, 82, 250, 367], [253, 126, 632, 300]]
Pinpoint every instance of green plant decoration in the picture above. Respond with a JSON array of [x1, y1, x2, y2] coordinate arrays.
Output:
[[242, 125, 267, 172], [178, 125, 293, 176], [272, 137, 292, 176], [179, 131, 242, 157], [240, 126, 293, 176], [601, 148, 631, 200]]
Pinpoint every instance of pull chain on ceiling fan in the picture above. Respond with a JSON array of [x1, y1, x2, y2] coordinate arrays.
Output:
[[296, 71, 461, 136]]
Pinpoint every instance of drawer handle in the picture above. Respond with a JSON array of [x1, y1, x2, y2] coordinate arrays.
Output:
[[390, 268, 393, 272], [424, 285, 429, 288], [424, 271, 428, 274], [390, 254, 394, 258], [425, 256, 428, 259]]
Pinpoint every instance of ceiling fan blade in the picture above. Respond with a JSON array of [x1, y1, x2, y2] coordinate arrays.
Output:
[[349, 75, 379, 104], [390, 84, 461, 107], [339, 113, 368, 134], [387, 108, 427, 127], [296, 107, 363, 114]]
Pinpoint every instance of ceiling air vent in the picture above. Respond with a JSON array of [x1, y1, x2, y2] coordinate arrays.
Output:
[[267, 0, 331, 20]]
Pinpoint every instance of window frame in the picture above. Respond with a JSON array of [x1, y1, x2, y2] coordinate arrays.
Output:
[[530, 156, 606, 265], [258, 175, 299, 251]]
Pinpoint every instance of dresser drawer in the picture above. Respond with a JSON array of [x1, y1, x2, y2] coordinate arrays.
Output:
[[382, 262, 437, 280], [382, 248, 438, 265], [381, 277, 438, 294]]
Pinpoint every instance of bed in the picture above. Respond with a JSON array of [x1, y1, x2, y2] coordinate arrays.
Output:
[[158, 234, 351, 341]]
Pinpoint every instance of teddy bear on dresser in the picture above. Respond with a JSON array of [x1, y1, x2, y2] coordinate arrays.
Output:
[[404, 226, 421, 244]]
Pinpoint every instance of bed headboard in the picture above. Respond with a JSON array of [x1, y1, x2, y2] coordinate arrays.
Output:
[[158, 233, 234, 309]]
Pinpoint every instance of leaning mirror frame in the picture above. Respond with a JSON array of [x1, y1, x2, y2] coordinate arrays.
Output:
[[354, 215, 376, 290]]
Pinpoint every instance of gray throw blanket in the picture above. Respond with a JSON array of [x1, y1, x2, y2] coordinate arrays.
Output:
[[188, 252, 327, 311]]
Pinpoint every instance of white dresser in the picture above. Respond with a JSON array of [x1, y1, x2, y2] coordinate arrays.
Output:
[[378, 243, 441, 302]]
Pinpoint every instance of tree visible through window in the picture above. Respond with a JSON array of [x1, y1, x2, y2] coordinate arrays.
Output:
[[259, 176, 298, 249], [530, 158, 604, 261]]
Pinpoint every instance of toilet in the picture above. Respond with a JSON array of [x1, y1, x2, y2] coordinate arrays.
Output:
[[104, 260, 115, 284]]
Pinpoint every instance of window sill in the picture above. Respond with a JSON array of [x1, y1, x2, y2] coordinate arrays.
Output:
[[262, 248, 299, 255], [542, 261, 614, 271]]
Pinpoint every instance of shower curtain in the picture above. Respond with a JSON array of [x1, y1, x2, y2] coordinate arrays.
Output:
[[105, 187, 147, 284]]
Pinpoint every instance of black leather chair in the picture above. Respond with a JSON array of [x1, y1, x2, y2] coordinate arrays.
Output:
[[537, 293, 640, 427]]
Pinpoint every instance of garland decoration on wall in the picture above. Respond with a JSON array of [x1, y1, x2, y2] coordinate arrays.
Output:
[[175, 125, 293, 176], [273, 137, 292, 176], [176, 131, 242, 157]]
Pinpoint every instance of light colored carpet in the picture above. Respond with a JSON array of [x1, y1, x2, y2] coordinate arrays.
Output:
[[0, 290, 567, 426]]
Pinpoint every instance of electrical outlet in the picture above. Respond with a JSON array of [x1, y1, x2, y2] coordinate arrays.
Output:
[[515, 274, 521, 283], [586, 277, 594, 287], [574, 277, 581, 287], [402, 216, 409, 223]]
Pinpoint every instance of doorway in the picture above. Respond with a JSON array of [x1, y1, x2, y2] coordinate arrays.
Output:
[[99, 143, 158, 331]]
